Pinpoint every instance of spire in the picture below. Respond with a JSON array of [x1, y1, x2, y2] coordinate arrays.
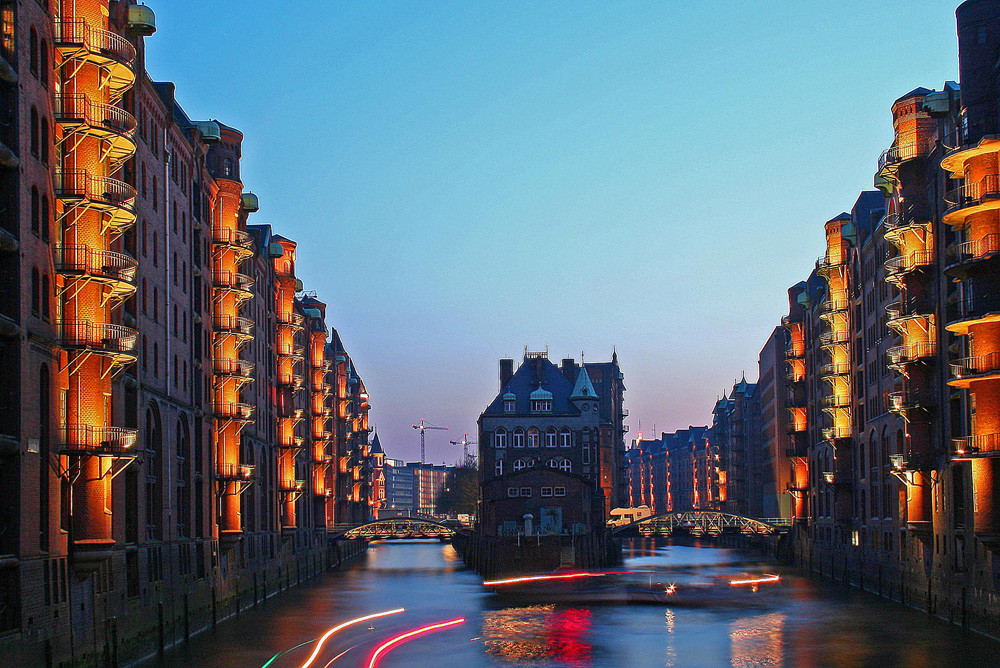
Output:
[[369, 430, 384, 455], [570, 366, 598, 400]]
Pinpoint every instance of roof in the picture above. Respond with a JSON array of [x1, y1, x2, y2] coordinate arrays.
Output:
[[481, 356, 577, 416], [570, 366, 598, 400], [369, 431, 384, 455], [893, 86, 932, 104]]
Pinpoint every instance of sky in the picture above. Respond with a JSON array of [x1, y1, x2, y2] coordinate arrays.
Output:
[[145, 1, 960, 465]]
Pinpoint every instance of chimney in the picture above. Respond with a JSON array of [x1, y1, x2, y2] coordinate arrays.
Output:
[[499, 358, 514, 390], [561, 358, 577, 382]]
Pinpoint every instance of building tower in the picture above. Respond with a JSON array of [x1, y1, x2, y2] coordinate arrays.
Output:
[[783, 283, 810, 521]]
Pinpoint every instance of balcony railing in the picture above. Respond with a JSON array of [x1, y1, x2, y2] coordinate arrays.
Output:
[[278, 373, 304, 389], [819, 330, 849, 347], [212, 228, 254, 251], [819, 298, 849, 314], [887, 390, 935, 413], [277, 344, 305, 359], [60, 320, 137, 355], [278, 437, 304, 450], [217, 463, 254, 480], [822, 427, 851, 440], [950, 351, 1000, 380], [946, 291, 1000, 326], [946, 233, 1000, 267], [886, 296, 934, 323], [213, 358, 254, 378], [877, 138, 934, 171], [60, 425, 137, 454], [53, 245, 137, 284], [54, 170, 137, 213], [54, 94, 136, 140], [277, 312, 306, 329], [887, 342, 936, 365], [279, 479, 305, 493], [212, 271, 254, 295], [820, 394, 851, 408], [884, 250, 934, 275], [952, 433, 1000, 457], [214, 402, 255, 421], [53, 19, 136, 66], [944, 173, 1000, 208], [785, 346, 804, 359], [213, 315, 254, 337]]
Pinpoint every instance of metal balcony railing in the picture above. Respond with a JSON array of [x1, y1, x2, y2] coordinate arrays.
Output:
[[217, 463, 254, 480], [946, 233, 1000, 265], [212, 271, 254, 295], [950, 351, 1000, 380], [213, 315, 254, 337], [877, 138, 934, 171], [277, 344, 305, 359], [279, 479, 304, 493], [887, 342, 936, 365], [60, 425, 137, 454], [214, 402, 255, 421], [60, 320, 137, 354], [819, 330, 849, 347], [886, 296, 934, 323], [887, 390, 935, 413], [819, 298, 849, 314], [884, 250, 934, 275], [822, 427, 851, 441], [54, 170, 137, 212], [213, 358, 254, 378], [54, 94, 136, 139], [53, 19, 136, 66], [820, 394, 851, 409], [212, 228, 254, 253], [946, 291, 1000, 325], [952, 433, 1000, 456], [944, 173, 1000, 208], [53, 245, 137, 284]]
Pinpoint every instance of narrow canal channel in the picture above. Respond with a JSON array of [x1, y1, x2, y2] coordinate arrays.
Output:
[[153, 538, 999, 667]]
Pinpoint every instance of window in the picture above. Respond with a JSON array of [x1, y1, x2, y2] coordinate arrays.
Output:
[[527, 427, 539, 448], [545, 428, 557, 448], [39, 39, 47, 86], [512, 428, 524, 448], [531, 399, 552, 413], [547, 458, 558, 468], [554, 487, 566, 497], [560, 428, 572, 447], [495, 460, 504, 477], [41, 274, 49, 319], [30, 107, 38, 156], [559, 458, 571, 472], [41, 197, 48, 243], [503, 398, 516, 413], [30, 187, 39, 235], [494, 429, 507, 449], [513, 459, 525, 471], [29, 27, 37, 77], [152, 177, 158, 210], [583, 447, 591, 465], [31, 268, 39, 314], [541, 487, 553, 497], [40, 117, 47, 164], [519, 487, 532, 497], [507, 487, 518, 498]]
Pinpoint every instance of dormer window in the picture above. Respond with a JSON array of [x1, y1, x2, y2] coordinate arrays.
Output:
[[531, 399, 552, 413], [503, 392, 516, 413]]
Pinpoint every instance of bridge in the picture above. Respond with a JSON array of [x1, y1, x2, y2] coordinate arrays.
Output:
[[328, 517, 468, 540], [610, 511, 792, 537]]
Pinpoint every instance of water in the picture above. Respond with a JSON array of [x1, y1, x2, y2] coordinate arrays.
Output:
[[156, 538, 999, 667]]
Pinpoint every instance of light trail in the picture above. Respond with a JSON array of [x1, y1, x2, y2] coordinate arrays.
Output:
[[482, 570, 643, 586], [299, 608, 405, 668], [367, 617, 465, 668], [729, 574, 780, 586]]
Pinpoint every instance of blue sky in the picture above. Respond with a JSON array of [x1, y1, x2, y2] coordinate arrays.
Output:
[[147, 1, 960, 464]]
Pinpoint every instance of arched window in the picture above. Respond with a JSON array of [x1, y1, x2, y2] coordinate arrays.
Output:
[[559, 458, 571, 472], [560, 428, 572, 448], [30, 268, 39, 314], [40, 116, 48, 164], [495, 459, 503, 477], [513, 459, 525, 471], [145, 403, 163, 540], [30, 107, 38, 157], [41, 273, 49, 318], [40, 196, 49, 242], [527, 427, 539, 448], [545, 427, 557, 448], [39, 39, 47, 86], [494, 428, 506, 449], [30, 186, 39, 235], [223, 158, 234, 177], [512, 428, 524, 448], [547, 458, 559, 468], [29, 27, 37, 76]]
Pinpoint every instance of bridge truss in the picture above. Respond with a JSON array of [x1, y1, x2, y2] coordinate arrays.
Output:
[[332, 517, 460, 540], [611, 511, 788, 537]]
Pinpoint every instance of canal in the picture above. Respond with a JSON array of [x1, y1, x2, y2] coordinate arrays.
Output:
[[153, 538, 999, 667]]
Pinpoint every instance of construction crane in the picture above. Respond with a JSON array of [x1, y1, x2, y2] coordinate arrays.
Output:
[[412, 418, 448, 464], [449, 433, 477, 461]]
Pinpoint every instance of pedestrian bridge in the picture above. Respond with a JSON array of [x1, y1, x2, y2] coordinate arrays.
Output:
[[610, 511, 792, 537], [329, 517, 467, 540]]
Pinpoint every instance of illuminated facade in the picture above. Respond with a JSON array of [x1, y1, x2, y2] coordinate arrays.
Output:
[[0, 3, 372, 664]]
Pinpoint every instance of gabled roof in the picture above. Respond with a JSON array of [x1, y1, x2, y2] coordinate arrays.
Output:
[[370, 431, 384, 455], [570, 366, 598, 400], [482, 356, 577, 416], [894, 86, 932, 104]]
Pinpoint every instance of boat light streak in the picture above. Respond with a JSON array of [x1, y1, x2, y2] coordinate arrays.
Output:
[[729, 574, 780, 586], [367, 617, 465, 668], [482, 570, 642, 586], [299, 608, 405, 668]]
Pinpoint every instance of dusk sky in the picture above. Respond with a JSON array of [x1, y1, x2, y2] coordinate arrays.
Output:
[[147, 2, 959, 465]]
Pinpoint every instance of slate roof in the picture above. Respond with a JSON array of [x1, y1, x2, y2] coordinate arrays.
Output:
[[482, 356, 578, 416], [369, 431, 384, 455]]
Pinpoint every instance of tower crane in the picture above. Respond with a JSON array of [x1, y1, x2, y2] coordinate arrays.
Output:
[[449, 433, 477, 462], [412, 418, 448, 464]]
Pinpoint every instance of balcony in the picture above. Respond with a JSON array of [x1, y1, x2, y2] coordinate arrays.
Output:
[[60, 425, 137, 456], [60, 320, 137, 364], [877, 138, 934, 172], [884, 250, 934, 278], [887, 389, 935, 414], [952, 433, 1000, 457], [278, 373, 304, 390], [277, 344, 305, 360], [278, 436, 304, 450], [213, 315, 254, 341], [820, 394, 851, 409], [53, 19, 135, 97], [816, 254, 846, 277], [819, 298, 849, 314], [943, 173, 1000, 224], [277, 405, 305, 420], [785, 346, 804, 359], [217, 463, 254, 481], [213, 358, 254, 380], [819, 330, 849, 348], [822, 471, 852, 486], [54, 170, 137, 234], [212, 271, 254, 300], [949, 351, 1000, 387], [214, 402, 255, 422], [945, 233, 1000, 276], [53, 245, 137, 299], [212, 228, 255, 260], [54, 94, 136, 165], [279, 479, 305, 493], [886, 296, 933, 328], [887, 342, 936, 366], [277, 311, 306, 329], [822, 427, 851, 441], [945, 291, 1000, 334]]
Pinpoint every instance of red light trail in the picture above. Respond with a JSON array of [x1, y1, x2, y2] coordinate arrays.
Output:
[[367, 617, 466, 668], [729, 574, 780, 586], [299, 608, 405, 668], [482, 570, 641, 586]]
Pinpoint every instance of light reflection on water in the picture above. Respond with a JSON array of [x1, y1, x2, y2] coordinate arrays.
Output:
[[155, 538, 999, 668]]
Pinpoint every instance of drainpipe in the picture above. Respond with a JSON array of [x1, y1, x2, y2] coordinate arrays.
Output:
[[164, 129, 174, 519]]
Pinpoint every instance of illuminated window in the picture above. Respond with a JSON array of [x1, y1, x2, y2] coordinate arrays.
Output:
[[527, 427, 539, 448], [559, 458, 571, 472], [494, 429, 507, 449], [545, 428, 557, 448], [541, 487, 553, 497], [512, 428, 524, 448], [513, 459, 525, 471], [531, 399, 552, 413], [547, 458, 558, 468], [554, 487, 566, 497], [560, 428, 572, 447]]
